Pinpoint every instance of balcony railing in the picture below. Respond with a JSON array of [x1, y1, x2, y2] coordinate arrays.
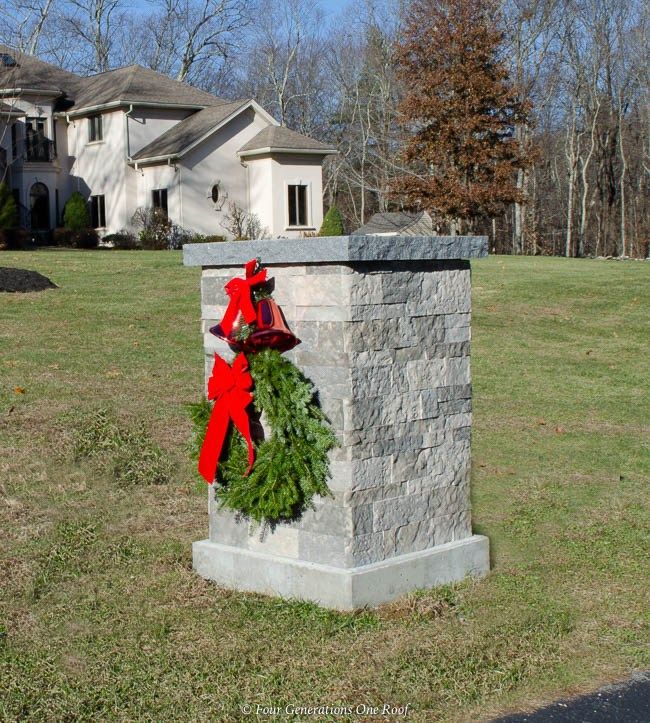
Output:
[[24, 136, 56, 162]]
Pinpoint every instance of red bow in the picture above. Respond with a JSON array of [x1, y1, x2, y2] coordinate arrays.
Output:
[[198, 352, 255, 484], [219, 259, 267, 336]]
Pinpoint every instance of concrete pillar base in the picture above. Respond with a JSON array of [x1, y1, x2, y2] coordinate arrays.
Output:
[[193, 534, 489, 611]]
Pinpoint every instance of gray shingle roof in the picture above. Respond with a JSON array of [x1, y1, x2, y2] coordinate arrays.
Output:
[[0, 45, 82, 97], [131, 101, 249, 160], [0, 45, 229, 112], [72, 65, 228, 111], [353, 211, 435, 236], [238, 125, 335, 154]]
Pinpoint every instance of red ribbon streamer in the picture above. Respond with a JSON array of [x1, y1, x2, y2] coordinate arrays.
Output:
[[219, 259, 267, 336], [198, 352, 255, 484]]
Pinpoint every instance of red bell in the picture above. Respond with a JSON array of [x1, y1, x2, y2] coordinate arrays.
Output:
[[210, 298, 300, 353]]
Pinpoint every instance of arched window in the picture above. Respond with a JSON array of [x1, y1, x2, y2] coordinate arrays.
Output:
[[211, 184, 220, 203], [30, 182, 50, 230]]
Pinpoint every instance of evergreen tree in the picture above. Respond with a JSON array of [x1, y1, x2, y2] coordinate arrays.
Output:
[[318, 206, 345, 236], [392, 0, 531, 231], [0, 182, 18, 229], [63, 192, 90, 230]]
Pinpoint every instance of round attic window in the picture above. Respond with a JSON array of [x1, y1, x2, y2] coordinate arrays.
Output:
[[211, 184, 220, 203]]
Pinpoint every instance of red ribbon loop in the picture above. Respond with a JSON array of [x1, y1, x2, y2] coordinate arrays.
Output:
[[198, 352, 255, 484], [219, 259, 267, 336]]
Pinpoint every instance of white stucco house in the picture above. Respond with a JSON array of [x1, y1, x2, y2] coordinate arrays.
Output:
[[0, 46, 335, 240]]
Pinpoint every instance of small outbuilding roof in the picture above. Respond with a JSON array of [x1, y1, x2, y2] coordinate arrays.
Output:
[[238, 125, 336, 156], [131, 101, 250, 161], [353, 211, 435, 236]]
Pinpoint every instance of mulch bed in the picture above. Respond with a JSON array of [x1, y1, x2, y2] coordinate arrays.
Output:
[[0, 267, 58, 293]]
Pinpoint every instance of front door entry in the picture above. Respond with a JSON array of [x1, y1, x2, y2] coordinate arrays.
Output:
[[30, 182, 50, 230]]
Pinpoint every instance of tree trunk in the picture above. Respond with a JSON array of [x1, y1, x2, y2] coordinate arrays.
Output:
[[618, 97, 628, 256]]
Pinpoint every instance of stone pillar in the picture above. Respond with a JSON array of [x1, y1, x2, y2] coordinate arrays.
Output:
[[183, 235, 490, 610]]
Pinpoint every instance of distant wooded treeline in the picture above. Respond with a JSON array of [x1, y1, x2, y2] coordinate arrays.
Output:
[[2, 0, 647, 256]]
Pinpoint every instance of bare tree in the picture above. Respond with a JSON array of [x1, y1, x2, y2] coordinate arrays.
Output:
[[59, 0, 123, 72], [141, 0, 248, 83], [232, 0, 332, 136], [325, 0, 402, 227], [0, 0, 58, 55], [503, 0, 562, 254]]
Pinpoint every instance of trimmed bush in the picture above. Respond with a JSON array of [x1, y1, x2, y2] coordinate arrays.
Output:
[[53, 227, 99, 249], [53, 228, 74, 247], [0, 228, 29, 250], [63, 192, 91, 231], [318, 206, 344, 236], [72, 229, 99, 249]]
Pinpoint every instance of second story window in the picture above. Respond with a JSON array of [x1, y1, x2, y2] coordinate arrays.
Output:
[[288, 184, 308, 227], [88, 115, 103, 143], [152, 188, 168, 217], [90, 194, 106, 228]]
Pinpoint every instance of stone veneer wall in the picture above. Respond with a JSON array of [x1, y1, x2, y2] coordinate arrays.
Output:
[[200, 258, 473, 568]]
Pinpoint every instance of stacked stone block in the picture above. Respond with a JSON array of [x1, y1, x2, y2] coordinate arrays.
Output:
[[200, 258, 474, 569]]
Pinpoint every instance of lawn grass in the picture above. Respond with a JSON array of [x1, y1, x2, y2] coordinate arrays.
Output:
[[1, 251, 648, 721]]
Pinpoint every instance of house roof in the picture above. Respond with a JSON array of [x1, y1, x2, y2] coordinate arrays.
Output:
[[0, 45, 82, 97], [238, 125, 336, 156], [131, 101, 250, 161], [0, 45, 229, 113], [71, 65, 229, 113], [353, 211, 435, 236]]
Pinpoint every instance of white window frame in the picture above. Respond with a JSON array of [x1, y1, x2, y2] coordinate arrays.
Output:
[[90, 194, 106, 229], [88, 115, 103, 144], [285, 180, 313, 230]]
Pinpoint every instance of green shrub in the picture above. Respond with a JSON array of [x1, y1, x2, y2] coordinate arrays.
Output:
[[0, 182, 18, 229], [63, 192, 91, 231], [318, 206, 344, 236]]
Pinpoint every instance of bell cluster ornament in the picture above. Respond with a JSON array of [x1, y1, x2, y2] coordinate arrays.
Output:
[[209, 258, 300, 354]]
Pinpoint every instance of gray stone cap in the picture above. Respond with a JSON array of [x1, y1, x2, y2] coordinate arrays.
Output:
[[183, 235, 488, 267]]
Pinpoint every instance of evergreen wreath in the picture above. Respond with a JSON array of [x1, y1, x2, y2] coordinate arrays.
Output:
[[189, 348, 337, 525]]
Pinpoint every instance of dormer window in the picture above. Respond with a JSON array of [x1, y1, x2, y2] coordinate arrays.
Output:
[[0, 53, 17, 67], [88, 115, 103, 142]]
